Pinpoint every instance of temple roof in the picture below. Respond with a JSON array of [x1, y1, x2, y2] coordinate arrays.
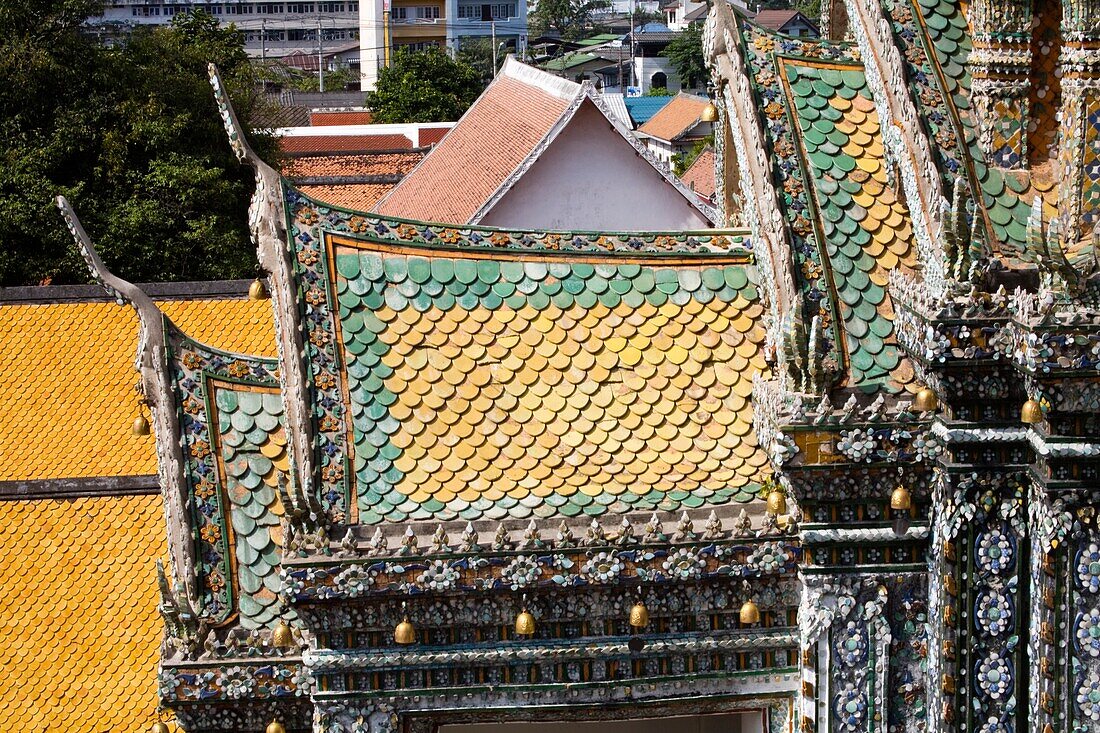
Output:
[[0, 287, 275, 481], [277, 186, 766, 524], [0, 495, 164, 731]]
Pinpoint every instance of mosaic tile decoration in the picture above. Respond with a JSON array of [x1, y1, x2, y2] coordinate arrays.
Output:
[[169, 325, 284, 623], [735, 22, 862, 388], [902, 0, 1051, 256], [781, 59, 917, 392], [283, 186, 761, 522], [214, 386, 293, 629], [328, 238, 770, 523]]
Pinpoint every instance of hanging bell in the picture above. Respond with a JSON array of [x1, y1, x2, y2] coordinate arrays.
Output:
[[394, 617, 416, 645], [739, 598, 761, 625], [515, 608, 536, 636], [132, 413, 151, 436], [152, 723, 170, 733], [1021, 398, 1043, 424], [913, 387, 938, 413], [272, 620, 294, 649], [765, 488, 787, 517], [266, 721, 287, 733], [890, 485, 912, 512], [628, 601, 649, 629], [249, 277, 270, 301], [700, 101, 719, 122]]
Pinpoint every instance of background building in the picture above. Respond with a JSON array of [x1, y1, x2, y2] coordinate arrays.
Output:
[[90, 0, 362, 67], [359, 0, 528, 90]]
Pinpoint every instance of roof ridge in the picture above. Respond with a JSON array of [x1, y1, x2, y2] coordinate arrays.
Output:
[[0, 280, 253, 304], [499, 55, 581, 100]]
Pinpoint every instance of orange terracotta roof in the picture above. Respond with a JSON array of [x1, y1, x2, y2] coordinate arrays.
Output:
[[0, 295, 276, 482], [374, 62, 576, 223], [418, 127, 450, 146], [281, 151, 425, 179], [638, 94, 709, 142], [0, 495, 166, 732], [310, 110, 374, 126], [299, 182, 398, 209], [681, 147, 716, 200], [279, 134, 413, 154]]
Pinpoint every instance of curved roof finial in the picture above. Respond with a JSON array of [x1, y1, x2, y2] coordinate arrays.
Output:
[[55, 195, 202, 611]]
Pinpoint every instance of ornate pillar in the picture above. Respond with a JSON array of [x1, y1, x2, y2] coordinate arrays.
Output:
[[967, 0, 1033, 169], [1056, 0, 1100, 239]]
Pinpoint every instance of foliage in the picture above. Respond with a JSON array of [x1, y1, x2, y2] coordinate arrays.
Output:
[[457, 37, 506, 88], [673, 134, 713, 176], [529, 0, 611, 40], [262, 62, 358, 93], [365, 47, 484, 123], [645, 86, 674, 97], [759, 0, 822, 22], [665, 22, 706, 90], [0, 6, 277, 285]]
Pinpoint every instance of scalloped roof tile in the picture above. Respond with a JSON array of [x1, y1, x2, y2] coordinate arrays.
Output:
[[329, 241, 771, 523], [0, 495, 165, 732], [0, 296, 276, 481]]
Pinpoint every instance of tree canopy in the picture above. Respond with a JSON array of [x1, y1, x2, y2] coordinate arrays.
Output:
[[665, 22, 706, 91], [0, 4, 275, 286], [529, 0, 611, 41], [365, 47, 485, 123]]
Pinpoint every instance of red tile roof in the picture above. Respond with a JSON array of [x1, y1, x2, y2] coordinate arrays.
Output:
[[374, 60, 577, 223], [281, 151, 425, 179], [278, 133, 413, 154], [753, 9, 815, 32], [299, 183, 397, 209], [680, 146, 716, 201], [637, 93, 709, 142], [310, 110, 374, 126], [418, 127, 450, 147]]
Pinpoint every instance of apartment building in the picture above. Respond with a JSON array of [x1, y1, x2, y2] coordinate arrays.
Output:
[[90, 1, 361, 62], [359, 0, 527, 90]]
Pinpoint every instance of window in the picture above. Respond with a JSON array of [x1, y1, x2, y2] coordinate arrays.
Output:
[[317, 2, 345, 11], [392, 5, 439, 20], [286, 2, 314, 12], [348, 2, 358, 10], [458, 2, 513, 18], [254, 3, 285, 11], [397, 40, 440, 50]]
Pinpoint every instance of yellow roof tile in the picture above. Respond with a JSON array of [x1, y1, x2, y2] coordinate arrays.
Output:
[[0, 495, 165, 731], [0, 297, 276, 481]]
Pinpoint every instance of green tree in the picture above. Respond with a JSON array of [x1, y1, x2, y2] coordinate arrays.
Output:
[[0, 6, 277, 285], [665, 22, 706, 91], [529, 0, 611, 40], [366, 47, 485, 123], [457, 37, 505, 88]]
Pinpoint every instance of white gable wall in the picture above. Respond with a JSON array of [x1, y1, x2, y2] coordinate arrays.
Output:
[[479, 100, 711, 231]]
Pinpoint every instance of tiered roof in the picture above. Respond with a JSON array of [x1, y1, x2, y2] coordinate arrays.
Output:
[[0, 283, 275, 732]]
